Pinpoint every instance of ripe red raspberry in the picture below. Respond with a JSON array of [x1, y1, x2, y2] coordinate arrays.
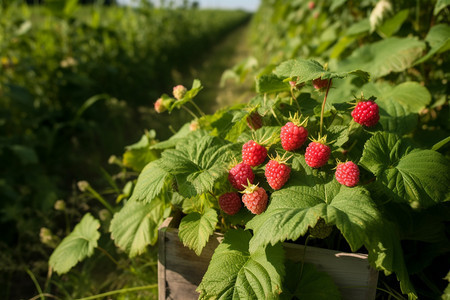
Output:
[[228, 162, 255, 191], [308, 1, 315, 10], [172, 85, 187, 100], [305, 139, 331, 168], [246, 112, 263, 130], [265, 158, 291, 190], [242, 184, 268, 215], [312, 77, 331, 90], [335, 161, 360, 187], [242, 140, 267, 167], [218, 192, 242, 215], [281, 122, 308, 151], [351, 100, 379, 127]]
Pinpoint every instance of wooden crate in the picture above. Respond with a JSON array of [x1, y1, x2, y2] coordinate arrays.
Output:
[[158, 218, 378, 300]]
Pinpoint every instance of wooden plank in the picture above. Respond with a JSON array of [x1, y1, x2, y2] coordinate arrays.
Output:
[[158, 218, 378, 300]]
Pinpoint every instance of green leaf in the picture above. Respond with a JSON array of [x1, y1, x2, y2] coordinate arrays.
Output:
[[110, 198, 169, 257], [336, 37, 426, 79], [256, 74, 291, 94], [273, 58, 369, 83], [123, 133, 159, 172], [432, 136, 450, 151], [281, 262, 341, 300], [160, 135, 237, 198], [360, 81, 431, 134], [197, 229, 284, 299], [377, 9, 409, 38], [360, 132, 450, 207], [434, 0, 450, 15], [443, 270, 450, 300], [49, 213, 100, 274], [130, 160, 172, 203], [237, 126, 281, 147], [415, 24, 450, 64], [247, 156, 381, 253], [346, 19, 370, 36], [178, 207, 218, 256]]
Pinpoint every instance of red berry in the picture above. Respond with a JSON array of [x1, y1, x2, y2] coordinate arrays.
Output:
[[246, 112, 263, 130], [219, 192, 242, 215], [281, 122, 308, 151], [265, 159, 291, 190], [305, 141, 331, 168], [335, 161, 360, 187], [242, 140, 267, 167], [228, 162, 255, 191], [308, 1, 315, 10], [242, 186, 268, 215], [351, 100, 379, 127], [312, 77, 331, 90]]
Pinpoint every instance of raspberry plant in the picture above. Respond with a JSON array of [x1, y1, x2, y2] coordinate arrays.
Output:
[[48, 56, 449, 299]]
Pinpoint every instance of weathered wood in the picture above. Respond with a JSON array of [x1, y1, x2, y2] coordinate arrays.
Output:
[[158, 218, 378, 300]]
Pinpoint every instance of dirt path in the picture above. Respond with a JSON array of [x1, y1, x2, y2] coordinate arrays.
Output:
[[173, 23, 256, 114]]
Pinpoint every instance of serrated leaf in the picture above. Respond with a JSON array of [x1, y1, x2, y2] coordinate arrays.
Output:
[[160, 135, 237, 198], [49, 213, 100, 274], [237, 126, 281, 147], [130, 160, 172, 203], [327, 125, 349, 148], [256, 74, 291, 94], [360, 132, 450, 207], [197, 229, 284, 299], [247, 156, 381, 253], [281, 262, 341, 300], [273, 58, 369, 83], [336, 37, 426, 79], [178, 207, 218, 256], [110, 198, 169, 257]]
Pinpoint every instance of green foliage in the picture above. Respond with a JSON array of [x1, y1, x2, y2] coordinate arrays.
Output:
[[197, 229, 285, 299], [49, 213, 100, 275], [178, 207, 218, 255]]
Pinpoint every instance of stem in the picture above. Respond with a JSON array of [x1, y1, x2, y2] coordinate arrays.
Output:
[[75, 284, 158, 300], [320, 79, 332, 137], [26, 268, 44, 300], [290, 88, 301, 112], [96, 246, 119, 267], [300, 235, 311, 279], [29, 294, 61, 300], [86, 186, 114, 213], [181, 105, 199, 119], [189, 100, 206, 117]]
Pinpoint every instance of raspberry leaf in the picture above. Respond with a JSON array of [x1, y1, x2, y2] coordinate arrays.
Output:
[[336, 37, 426, 79], [256, 74, 291, 94], [110, 197, 169, 257], [197, 228, 285, 299], [273, 58, 369, 83], [130, 160, 172, 204], [160, 135, 238, 198], [49, 213, 100, 274], [178, 207, 218, 256], [360, 132, 450, 208]]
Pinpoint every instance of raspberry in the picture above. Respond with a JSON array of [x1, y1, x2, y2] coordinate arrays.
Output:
[[280, 118, 308, 151], [351, 100, 379, 127], [246, 112, 263, 130], [312, 77, 331, 90], [242, 140, 267, 167], [172, 85, 187, 100], [308, 1, 315, 10], [309, 218, 333, 239], [228, 162, 255, 191], [305, 138, 331, 168], [218, 192, 242, 215], [241, 184, 268, 215], [265, 155, 291, 190], [154, 97, 172, 113], [335, 161, 360, 187]]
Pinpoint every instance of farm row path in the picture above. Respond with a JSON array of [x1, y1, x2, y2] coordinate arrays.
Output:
[[173, 22, 256, 114]]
